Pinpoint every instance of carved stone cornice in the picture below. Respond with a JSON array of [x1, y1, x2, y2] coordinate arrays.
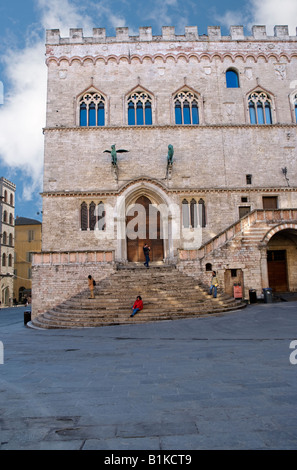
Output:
[[43, 123, 297, 133], [41, 180, 297, 199], [46, 51, 297, 67]]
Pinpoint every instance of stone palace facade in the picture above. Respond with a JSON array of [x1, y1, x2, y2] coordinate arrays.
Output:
[[32, 25, 297, 318]]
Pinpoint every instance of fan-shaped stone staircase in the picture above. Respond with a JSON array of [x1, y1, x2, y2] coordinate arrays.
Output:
[[31, 264, 246, 329]]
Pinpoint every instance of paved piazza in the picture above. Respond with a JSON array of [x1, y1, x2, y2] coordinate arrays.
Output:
[[1, 301, 297, 450]]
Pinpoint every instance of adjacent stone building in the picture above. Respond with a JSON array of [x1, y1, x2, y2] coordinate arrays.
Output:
[[0, 177, 16, 306], [14, 217, 42, 303], [32, 25, 297, 318]]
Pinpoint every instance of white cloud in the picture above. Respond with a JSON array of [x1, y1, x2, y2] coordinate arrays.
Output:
[[0, 0, 134, 204], [215, 11, 246, 30], [250, 0, 297, 34], [0, 42, 46, 200], [217, 0, 297, 34], [144, 0, 188, 33], [92, 5, 127, 32], [37, 0, 94, 35], [0, 0, 94, 201]]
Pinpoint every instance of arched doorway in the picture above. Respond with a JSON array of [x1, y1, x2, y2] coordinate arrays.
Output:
[[267, 228, 297, 292], [2, 287, 9, 306], [126, 195, 164, 262]]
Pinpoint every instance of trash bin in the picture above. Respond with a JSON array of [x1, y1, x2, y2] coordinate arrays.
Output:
[[249, 289, 257, 304], [263, 288, 273, 304], [24, 310, 31, 325]]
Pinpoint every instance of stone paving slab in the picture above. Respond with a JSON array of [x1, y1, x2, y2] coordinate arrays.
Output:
[[1, 302, 297, 450]]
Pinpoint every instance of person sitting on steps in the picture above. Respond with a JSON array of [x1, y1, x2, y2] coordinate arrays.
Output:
[[130, 296, 143, 317]]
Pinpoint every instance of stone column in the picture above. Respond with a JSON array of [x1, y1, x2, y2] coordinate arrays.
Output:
[[259, 245, 269, 290]]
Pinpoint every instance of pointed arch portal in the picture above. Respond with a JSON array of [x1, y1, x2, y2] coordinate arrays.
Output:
[[116, 180, 176, 264], [126, 195, 164, 262]]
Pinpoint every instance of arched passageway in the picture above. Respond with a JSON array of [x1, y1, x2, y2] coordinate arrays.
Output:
[[267, 228, 297, 292]]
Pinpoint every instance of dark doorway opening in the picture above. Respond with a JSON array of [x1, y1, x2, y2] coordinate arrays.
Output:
[[126, 196, 164, 262]]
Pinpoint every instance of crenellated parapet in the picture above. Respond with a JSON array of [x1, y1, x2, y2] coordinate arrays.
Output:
[[45, 25, 297, 66], [46, 25, 297, 45]]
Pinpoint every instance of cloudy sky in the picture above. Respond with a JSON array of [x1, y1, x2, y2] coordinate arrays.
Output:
[[0, 0, 296, 220]]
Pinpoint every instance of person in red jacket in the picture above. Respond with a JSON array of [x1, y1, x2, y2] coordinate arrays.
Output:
[[130, 296, 143, 317]]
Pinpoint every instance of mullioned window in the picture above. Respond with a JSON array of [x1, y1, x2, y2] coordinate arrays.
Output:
[[127, 91, 152, 125], [182, 198, 206, 228], [79, 92, 105, 127], [248, 91, 272, 125], [174, 90, 199, 125], [81, 202, 106, 231]]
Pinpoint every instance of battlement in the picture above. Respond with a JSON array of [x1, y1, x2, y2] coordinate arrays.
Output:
[[46, 25, 297, 45]]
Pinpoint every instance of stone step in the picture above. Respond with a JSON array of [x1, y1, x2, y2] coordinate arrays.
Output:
[[32, 266, 246, 329], [60, 294, 236, 309], [32, 302, 244, 329], [50, 300, 239, 317]]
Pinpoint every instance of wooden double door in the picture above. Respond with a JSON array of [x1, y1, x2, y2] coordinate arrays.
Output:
[[126, 196, 164, 262], [267, 250, 288, 292]]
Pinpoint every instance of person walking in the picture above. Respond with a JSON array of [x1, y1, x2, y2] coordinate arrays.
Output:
[[88, 275, 95, 299], [130, 296, 143, 317], [143, 243, 150, 268], [209, 271, 218, 298]]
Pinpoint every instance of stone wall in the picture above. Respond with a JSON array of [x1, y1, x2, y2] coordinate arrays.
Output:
[[177, 210, 297, 297], [42, 24, 297, 259], [31, 251, 114, 318], [32, 25, 297, 314]]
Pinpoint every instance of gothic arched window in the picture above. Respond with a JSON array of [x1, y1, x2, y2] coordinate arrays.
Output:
[[174, 90, 199, 125], [182, 199, 190, 228], [127, 91, 152, 125], [248, 91, 272, 125], [81, 202, 88, 231], [190, 199, 198, 228], [226, 69, 239, 88], [89, 202, 97, 231], [182, 198, 207, 228], [79, 92, 105, 127], [198, 198, 206, 228]]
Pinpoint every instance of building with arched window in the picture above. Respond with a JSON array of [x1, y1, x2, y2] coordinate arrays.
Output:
[[0, 177, 15, 306], [31, 25, 297, 322], [14, 217, 42, 304]]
